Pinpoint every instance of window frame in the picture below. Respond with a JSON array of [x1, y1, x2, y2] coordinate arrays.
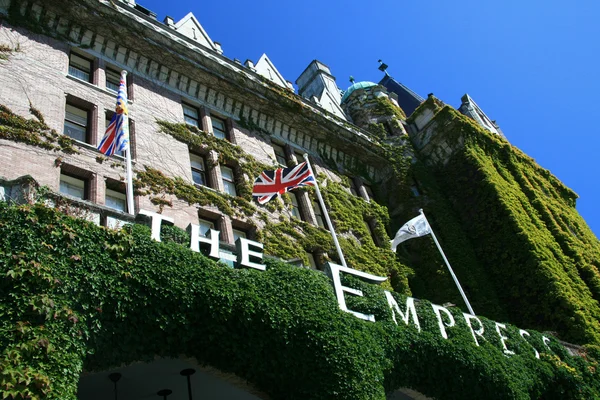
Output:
[[289, 192, 301, 220], [59, 172, 88, 200], [105, 67, 121, 93], [211, 114, 228, 140], [312, 200, 325, 228], [64, 102, 90, 143], [272, 143, 287, 166], [68, 52, 93, 83], [105, 188, 127, 213], [220, 166, 237, 196], [182, 103, 200, 128], [190, 153, 208, 187]]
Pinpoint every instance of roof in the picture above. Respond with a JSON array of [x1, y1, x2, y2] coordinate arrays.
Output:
[[341, 81, 378, 103], [378, 75, 424, 116]]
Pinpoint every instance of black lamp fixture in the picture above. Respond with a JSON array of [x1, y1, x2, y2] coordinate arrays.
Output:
[[157, 389, 172, 399], [108, 372, 121, 400], [378, 59, 389, 75], [180, 368, 196, 400]]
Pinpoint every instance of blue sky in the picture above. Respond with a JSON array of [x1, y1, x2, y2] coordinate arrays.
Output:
[[137, 0, 599, 237]]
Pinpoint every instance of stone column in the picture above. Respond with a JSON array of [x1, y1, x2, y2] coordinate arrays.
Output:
[[207, 150, 223, 192], [219, 214, 234, 245], [298, 191, 317, 225], [201, 106, 212, 134]]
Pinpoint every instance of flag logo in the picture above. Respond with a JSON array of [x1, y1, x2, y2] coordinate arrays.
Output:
[[390, 214, 431, 252], [252, 162, 315, 204], [98, 71, 129, 156]]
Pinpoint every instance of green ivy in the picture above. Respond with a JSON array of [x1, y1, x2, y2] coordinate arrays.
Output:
[[416, 104, 600, 345], [0, 105, 78, 154], [1, 203, 599, 399]]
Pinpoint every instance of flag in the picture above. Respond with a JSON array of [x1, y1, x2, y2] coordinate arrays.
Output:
[[390, 214, 431, 252], [252, 162, 315, 204], [98, 71, 129, 156]]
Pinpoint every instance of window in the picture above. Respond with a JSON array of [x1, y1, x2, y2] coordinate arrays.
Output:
[[233, 229, 246, 242], [211, 115, 227, 139], [190, 154, 207, 186], [64, 103, 89, 142], [312, 200, 325, 228], [106, 68, 121, 92], [198, 218, 215, 237], [68, 52, 92, 82], [289, 192, 301, 219], [183, 103, 200, 128], [273, 143, 287, 166], [105, 188, 126, 212], [60, 173, 87, 200], [221, 166, 236, 196]]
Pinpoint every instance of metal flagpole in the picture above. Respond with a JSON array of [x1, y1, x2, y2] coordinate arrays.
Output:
[[121, 70, 134, 215], [419, 209, 475, 315], [303, 154, 348, 268], [125, 146, 134, 215]]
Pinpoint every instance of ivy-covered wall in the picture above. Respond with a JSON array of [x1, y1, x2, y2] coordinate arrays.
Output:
[[1, 203, 600, 400], [411, 104, 600, 346]]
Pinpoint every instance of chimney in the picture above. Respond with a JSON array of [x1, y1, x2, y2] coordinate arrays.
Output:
[[163, 16, 174, 28], [213, 41, 223, 54]]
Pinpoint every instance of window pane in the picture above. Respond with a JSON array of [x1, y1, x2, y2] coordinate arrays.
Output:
[[198, 219, 215, 237], [273, 144, 287, 165], [183, 104, 199, 127], [212, 116, 226, 139], [106, 69, 120, 92], [313, 201, 325, 228], [60, 174, 85, 199], [192, 170, 206, 186], [289, 192, 301, 219], [306, 253, 317, 269], [233, 229, 246, 242], [221, 166, 234, 181], [64, 120, 86, 142], [106, 189, 126, 212], [190, 154, 205, 171], [66, 104, 88, 126], [69, 53, 91, 81], [223, 180, 236, 196]]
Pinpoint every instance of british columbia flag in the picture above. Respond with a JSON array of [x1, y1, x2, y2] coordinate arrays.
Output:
[[252, 162, 315, 204], [98, 71, 129, 156]]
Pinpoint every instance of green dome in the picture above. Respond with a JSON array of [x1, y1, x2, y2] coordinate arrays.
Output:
[[341, 81, 378, 103]]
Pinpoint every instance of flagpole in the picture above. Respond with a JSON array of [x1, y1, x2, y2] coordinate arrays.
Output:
[[303, 154, 348, 268], [419, 209, 475, 315], [125, 147, 134, 215]]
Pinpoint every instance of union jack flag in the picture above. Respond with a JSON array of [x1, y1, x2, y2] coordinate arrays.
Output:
[[98, 71, 129, 156], [252, 162, 315, 204]]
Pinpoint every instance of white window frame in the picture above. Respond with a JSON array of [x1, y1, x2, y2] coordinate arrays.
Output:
[[221, 166, 236, 196], [64, 103, 89, 143], [60, 173, 86, 200], [183, 103, 200, 128], [190, 153, 207, 187], [211, 115, 227, 140], [68, 52, 92, 82]]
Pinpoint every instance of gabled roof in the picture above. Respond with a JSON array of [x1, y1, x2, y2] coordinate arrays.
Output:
[[174, 12, 218, 52], [254, 53, 289, 90]]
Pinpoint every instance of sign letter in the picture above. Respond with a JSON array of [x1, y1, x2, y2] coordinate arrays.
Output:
[[463, 313, 485, 346], [495, 323, 515, 355], [519, 329, 540, 359], [188, 223, 220, 259], [328, 262, 387, 322], [236, 238, 266, 271], [432, 304, 455, 339], [384, 291, 420, 332], [139, 209, 174, 242]]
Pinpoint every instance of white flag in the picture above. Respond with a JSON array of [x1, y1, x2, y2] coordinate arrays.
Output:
[[390, 214, 431, 252]]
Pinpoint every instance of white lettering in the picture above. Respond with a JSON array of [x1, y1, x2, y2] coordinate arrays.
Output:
[[235, 238, 266, 271], [432, 304, 455, 339], [384, 291, 420, 332], [188, 223, 220, 258], [328, 262, 387, 322], [519, 329, 540, 359], [139, 209, 174, 242], [495, 323, 515, 355], [542, 336, 552, 351], [463, 313, 485, 346]]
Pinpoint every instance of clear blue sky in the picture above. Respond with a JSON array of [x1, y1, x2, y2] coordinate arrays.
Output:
[[137, 0, 600, 238]]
